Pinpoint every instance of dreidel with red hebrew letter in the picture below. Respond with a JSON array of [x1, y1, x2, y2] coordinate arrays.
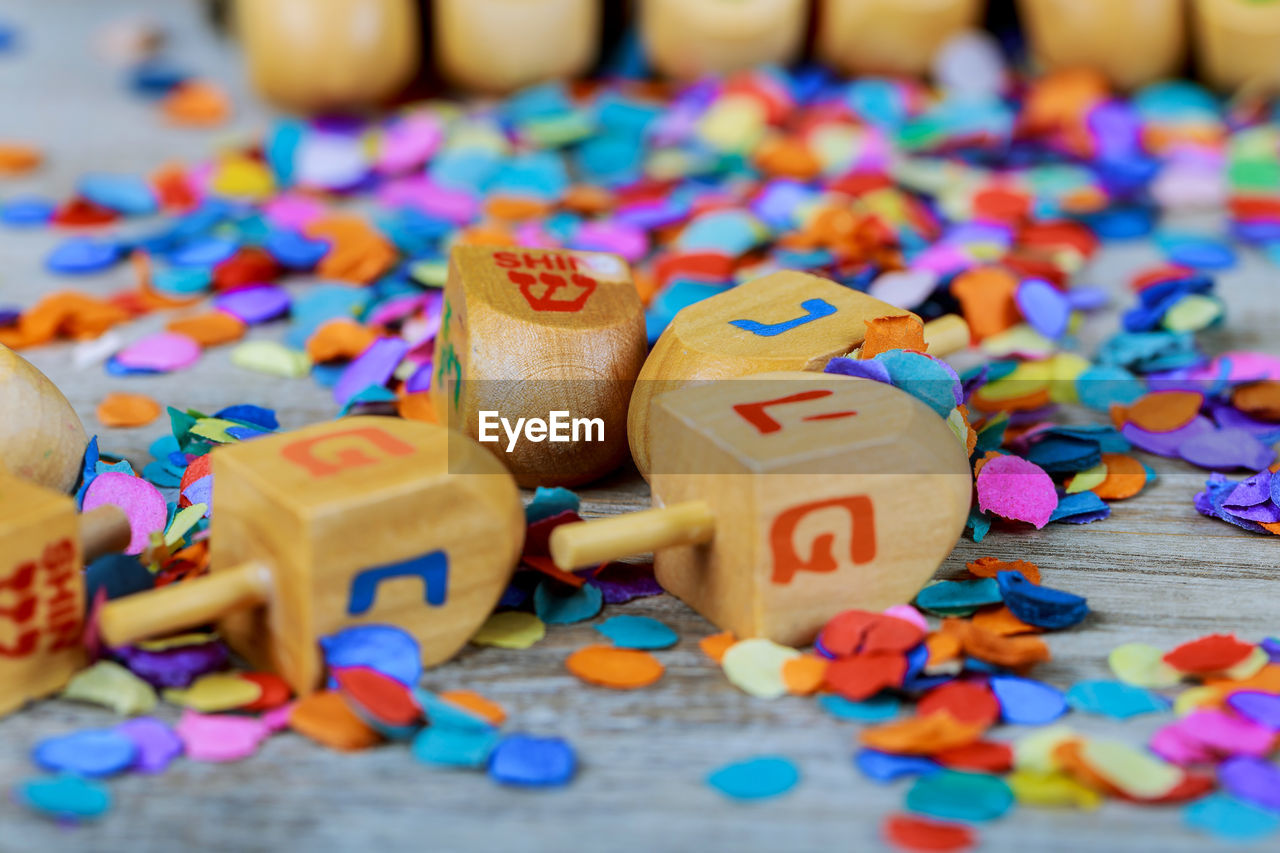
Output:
[[552, 373, 972, 646], [627, 271, 970, 478], [432, 245, 647, 488], [98, 417, 524, 694], [0, 471, 131, 716]]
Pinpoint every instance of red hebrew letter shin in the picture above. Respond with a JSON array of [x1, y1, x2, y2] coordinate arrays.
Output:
[[769, 496, 876, 585]]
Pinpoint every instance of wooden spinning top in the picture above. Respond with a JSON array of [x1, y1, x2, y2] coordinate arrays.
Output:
[[0, 344, 88, 494]]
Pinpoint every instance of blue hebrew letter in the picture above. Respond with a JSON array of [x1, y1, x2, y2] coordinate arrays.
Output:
[[729, 298, 837, 337], [346, 550, 449, 616]]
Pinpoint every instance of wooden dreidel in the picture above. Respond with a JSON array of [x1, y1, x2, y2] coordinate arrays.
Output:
[[432, 246, 646, 488], [0, 344, 88, 493], [236, 0, 421, 112], [434, 0, 601, 93], [0, 472, 131, 716], [1193, 0, 1280, 92], [552, 372, 972, 646], [98, 417, 523, 694], [639, 0, 809, 80], [628, 271, 969, 478], [815, 0, 985, 77]]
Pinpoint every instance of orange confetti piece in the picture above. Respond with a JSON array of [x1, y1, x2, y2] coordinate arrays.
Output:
[[1092, 453, 1147, 500], [781, 655, 828, 695], [944, 619, 1051, 669], [971, 605, 1043, 637], [966, 556, 1041, 584], [859, 711, 987, 755], [96, 392, 162, 428], [566, 644, 664, 690], [306, 319, 377, 363], [563, 184, 614, 215], [949, 267, 1020, 341], [305, 215, 397, 284], [755, 136, 821, 180], [288, 690, 381, 752], [699, 631, 735, 664], [456, 225, 517, 246], [485, 195, 554, 221], [437, 690, 507, 726], [859, 314, 926, 360], [0, 292, 131, 349], [396, 392, 438, 423], [0, 143, 42, 176], [1232, 380, 1280, 422], [1123, 391, 1203, 432], [1204, 664, 1280, 695], [162, 80, 231, 126], [166, 311, 246, 347], [924, 633, 962, 668]]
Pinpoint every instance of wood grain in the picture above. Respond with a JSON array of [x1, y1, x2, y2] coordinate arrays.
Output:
[[0, 3, 1277, 852]]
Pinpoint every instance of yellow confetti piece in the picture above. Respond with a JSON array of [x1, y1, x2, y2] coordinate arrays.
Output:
[[946, 407, 969, 446], [697, 94, 767, 153], [980, 326, 1055, 359], [1077, 738, 1183, 800], [409, 260, 447, 287], [1066, 463, 1108, 494], [136, 632, 219, 651], [1007, 769, 1102, 810], [209, 156, 275, 200], [163, 673, 263, 713], [1047, 352, 1089, 403], [1109, 643, 1182, 688], [1220, 645, 1270, 681], [1013, 724, 1079, 774], [470, 611, 545, 649], [976, 359, 1053, 401], [231, 341, 312, 377], [1162, 294, 1223, 333], [188, 418, 244, 443], [165, 502, 207, 547], [721, 638, 800, 700], [61, 661, 157, 715], [1175, 685, 1222, 716]]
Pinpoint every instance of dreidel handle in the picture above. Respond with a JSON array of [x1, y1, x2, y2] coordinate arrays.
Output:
[[550, 501, 716, 570], [78, 505, 132, 563], [922, 314, 970, 357], [98, 562, 274, 648]]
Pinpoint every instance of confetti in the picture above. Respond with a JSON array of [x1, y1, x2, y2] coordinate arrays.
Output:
[[15, 775, 112, 821], [163, 672, 263, 712], [32, 730, 137, 777], [81, 470, 168, 555], [996, 571, 1088, 630], [594, 614, 678, 649], [1065, 680, 1169, 719], [471, 611, 546, 649], [975, 455, 1058, 528], [905, 770, 1015, 823], [412, 724, 500, 768], [882, 814, 976, 853], [706, 756, 799, 801], [288, 691, 381, 752], [566, 644, 664, 690], [61, 660, 157, 715], [720, 638, 799, 699], [989, 676, 1068, 725], [320, 625, 422, 687], [115, 717, 183, 774], [96, 391, 162, 427], [533, 580, 603, 625], [487, 735, 576, 787]]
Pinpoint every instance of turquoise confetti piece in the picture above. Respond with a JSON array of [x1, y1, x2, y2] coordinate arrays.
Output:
[[915, 578, 1002, 617], [1066, 680, 1170, 720], [1185, 794, 1280, 843], [412, 725, 500, 768], [533, 581, 603, 625], [16, 775, 112, 821], [595, 615, 678, 650], [707, 756, 799, 801], [906, 771, 1014, 823], [818, 694, 900, 722]]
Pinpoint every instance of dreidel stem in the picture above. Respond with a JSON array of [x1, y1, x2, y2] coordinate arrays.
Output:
[[550, 501, 717, 570], [78, 505, 132, 563], [921, 314, 970, 357], [98, 562, 274, 648]]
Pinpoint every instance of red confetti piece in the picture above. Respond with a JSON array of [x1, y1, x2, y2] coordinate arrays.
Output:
[[823, 652, 907, 701], [933, 740, 1014, 773], [917, 681, 1000, 728], [1163, 634, 1255, 674], [883, 814, 976, 852], [333, 666, 422, 728]]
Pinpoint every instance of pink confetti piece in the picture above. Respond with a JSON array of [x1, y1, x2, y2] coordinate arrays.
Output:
[[1162, 710, 1277, 760], [116, 332, 201, 372], [377, 177, 479, 225], [262, 702, 296, 733], [262, 193, 328, 230], [377, 114, 443, 175], [883, 604, 929, 633], [175, 710, 269, 763], [976, 455, 1058, 529], [82, 472, 167, 555]]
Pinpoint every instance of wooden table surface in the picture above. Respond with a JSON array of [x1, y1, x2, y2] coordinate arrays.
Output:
[[1, 2, 1276, 851]]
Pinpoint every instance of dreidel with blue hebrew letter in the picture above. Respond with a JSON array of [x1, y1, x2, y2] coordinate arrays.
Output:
[[98, 417, 524, 694], [433, 245, 647, 488], [628, 271, 970, 478], [553, 372, 971, 646]]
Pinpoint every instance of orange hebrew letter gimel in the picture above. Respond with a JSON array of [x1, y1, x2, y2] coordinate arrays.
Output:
[[507, 270, 597, 312], [280, 427, 416, 478], [769, 496, 876, 585]]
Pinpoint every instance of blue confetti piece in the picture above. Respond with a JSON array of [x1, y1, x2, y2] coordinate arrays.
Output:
[[320, 625, 422, 688], [677, 210, 764, 256], [32, 730, 137, 778], [412, 724, 501, 768], [84, 553, 155, 607], [265, 228, 329, 269], [1, 196, 55, 226], [855, 749, 940, 783], [967, 509, 991, 543], [1065, 680, 1170, 719], [525, 486, 580, 523], [142, 460, 183, 488], [1184, 794, 1280, 843], [412, 689, 496, 731], [707, 756, 799, 801], [16, 775, 112, 821], [997, 571, 1088, 630], [78, 173, 158, 216], [533, 581, 603, 625], [915, 578, 1002, 617], [989, 675, 1068, 725], [153, 266, 213, 295], [1025, 436, 1101, 474], [46, 237, 120, 274], [214, 404, 279, 431], [905, 770, 1014, 822], [818, 694, 900, 722], [595, 614, 678, 650], [1049, 491, 1111, 525], [128, 58, 187, 96], [873, 350, 959, 418], [1156, 232, 1236, 271], [488, 735, 576, 787], [168, 236, 239, 268]]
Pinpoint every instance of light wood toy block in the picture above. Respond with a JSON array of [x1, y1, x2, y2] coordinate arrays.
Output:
[[815, 0, 985, 77], [628, 270, 967, 478], [0, 344, 88, 494], [434, 0, 600, 94], [1018, 0, 1186, 91], [639, 0, 809, 80], [1193, 0, 1280, 93], [553, 372, 971, 646], [432, 245, 647, 488], [236, 0, 421, 112], [0, 473, 131, 717], [98, 417, 524, 695]]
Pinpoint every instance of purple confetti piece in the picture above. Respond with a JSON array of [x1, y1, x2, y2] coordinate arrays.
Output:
[[405, 361, 433, 393], [1121, 415, 1215, 457], [333, 337, 409, 407], [1227, 692, 1280, 731], [1225, 470, 1273, 508], [113, 640, 230, 688], [570, 221, 648, 263], [1015, 278, 1071, 340], [583, 562, 664, 605], [0, 307, 19, 327], [1211, 401, 1280, 436], [1178, 427, 1275, 471], [214, 285, 291, 325], [115, 717, 184, 774], [367, 293, 429, 327], [824, 357, 892, 383], [1261, 637, 1280, 662], [1066, 287, 1108, 312], [1219, 757, 1280, 812]]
